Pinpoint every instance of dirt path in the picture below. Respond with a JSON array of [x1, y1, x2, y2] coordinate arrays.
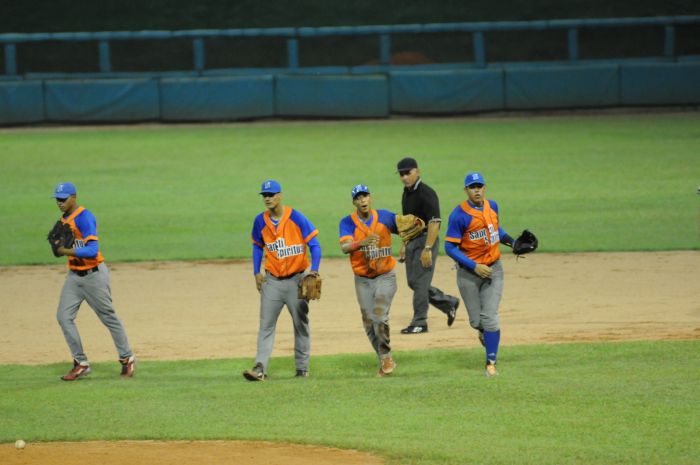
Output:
[[1, 251, 698, 365]]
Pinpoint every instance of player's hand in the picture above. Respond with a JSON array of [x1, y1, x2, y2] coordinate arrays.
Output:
[[56, 246, 72, 256], [420, 248, 433, 268], [474, 263, 492, 279], [255, 273, 265, 292], [398, 243, 406, 263], [361, 234, 379, 247]]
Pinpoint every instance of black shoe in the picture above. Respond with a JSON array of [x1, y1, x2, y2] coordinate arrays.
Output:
[[447, 299, 460, 327], [295, 370, 309, 378], [401, 325, 428, 334]]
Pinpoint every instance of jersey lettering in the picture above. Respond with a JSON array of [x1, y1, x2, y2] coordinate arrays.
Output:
[[469, 225, 500, 244], [266, 238, 305, 258], [362, 245, 392, 260]]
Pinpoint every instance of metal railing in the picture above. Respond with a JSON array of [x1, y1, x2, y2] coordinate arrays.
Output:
[[2, 15, 699, 75]]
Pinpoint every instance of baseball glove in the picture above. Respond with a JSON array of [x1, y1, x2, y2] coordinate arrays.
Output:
[[298, 273, 322, 300], [47, 220, 75, 257], [395, 214, 426, 242], [512, 229, 538, 256]]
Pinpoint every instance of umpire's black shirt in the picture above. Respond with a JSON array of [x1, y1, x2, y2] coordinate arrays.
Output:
[[402, 178, 441, 224]]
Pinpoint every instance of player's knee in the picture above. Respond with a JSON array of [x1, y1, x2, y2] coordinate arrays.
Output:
[[481, 316, 500, 332]]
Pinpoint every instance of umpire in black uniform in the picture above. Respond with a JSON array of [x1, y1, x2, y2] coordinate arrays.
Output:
[[397, 157, 459, 334]]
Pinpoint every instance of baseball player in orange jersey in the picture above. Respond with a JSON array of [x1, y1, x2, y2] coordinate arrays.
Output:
[[50, 182, 135, 381], [444, 173, 515, 377], [243, 180, 322, 381], [339, 184, 399, 377]]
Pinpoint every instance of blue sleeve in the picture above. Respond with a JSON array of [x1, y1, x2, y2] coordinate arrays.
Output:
[[252, 243, 264, 275], [290, 209, 317, 242], [499, 228, 513, 247], [339, 215, 355, 238], [378, 209, 398, 234], [445, 241, 476, 270], [308, 237, 322, 272], [251, 214, 264, 246], [73, 209, 99, 259], [445, 207, 470, 242], [73, 240, 99, 258]]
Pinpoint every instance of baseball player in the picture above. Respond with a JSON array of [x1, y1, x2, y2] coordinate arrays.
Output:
[[444, 172, 515, 377], [50, 182, 136, 381], [339, 184, 399, 377], [396, 157, 460, 334], [243, 179, 322, 381]]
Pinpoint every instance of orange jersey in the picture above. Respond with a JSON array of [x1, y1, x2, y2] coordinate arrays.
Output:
[[62, 206, 104, 271], [445, 200, 501, 265], [339, 209, 397, 278], [251, 207, 318, 278]]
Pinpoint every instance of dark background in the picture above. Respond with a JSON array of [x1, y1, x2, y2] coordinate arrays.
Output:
[[2, 1, 699, 73]]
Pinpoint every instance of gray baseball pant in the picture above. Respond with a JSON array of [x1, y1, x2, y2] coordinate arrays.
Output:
[[456, 260, 504, 332], [354, 270, 397, 358], [256, 272, 310, 372], [56, 262, 133, 363], [405, 235, 457, 326]]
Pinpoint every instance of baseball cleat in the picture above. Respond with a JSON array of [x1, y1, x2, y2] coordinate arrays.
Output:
[[485, 361, 498, 377], [243, 362, 267, 381], [295, 370, 309, 378], [61, 360, 91, 381], [380, 356, 396, 375], [400, 325, 428, 334], [447, 299, 460, 327], [120, 355, 136, 378]]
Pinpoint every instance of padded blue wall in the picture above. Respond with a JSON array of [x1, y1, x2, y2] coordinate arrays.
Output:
[[44, 79, 159, 122], [0, 81, 44, 124], [1, 62, 699, 125], [390, 69, 504, 113], [276, 75, 389, 117], [505, 65, 620, 109], [620, 62, 700, 105], [160, 76, 274, 121]]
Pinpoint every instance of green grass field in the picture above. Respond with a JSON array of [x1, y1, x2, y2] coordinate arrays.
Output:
[[1, 112, 699, 266], [1, 341, 698, 465], [2, 113, 699, 464]]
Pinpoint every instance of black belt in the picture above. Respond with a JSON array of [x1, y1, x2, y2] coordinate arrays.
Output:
[[271, 271, 301, 280], [72, 266, 99, 277]]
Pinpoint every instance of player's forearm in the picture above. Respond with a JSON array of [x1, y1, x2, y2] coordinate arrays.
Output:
[[340, 240, 359, 254], [308, 240, 322, 272], [499, 228, 514, 247], [71, 241, 99, 258], [252, 244, 264, 275], [425, 221, 440, 248], [445, 241, 476, 270]]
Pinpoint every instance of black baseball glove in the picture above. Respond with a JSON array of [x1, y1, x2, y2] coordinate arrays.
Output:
[[47, 221, 75, 257], [512, 229, 538, 256]]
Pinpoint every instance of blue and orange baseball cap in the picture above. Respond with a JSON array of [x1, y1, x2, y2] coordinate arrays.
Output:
[[259, 179, 281, 194], [464, 172, 486, 187], [52, 182, 77, 199], [351, 184, 370, 199]]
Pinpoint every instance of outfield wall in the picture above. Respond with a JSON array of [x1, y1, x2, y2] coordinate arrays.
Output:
[[1, 62, 699, 124]]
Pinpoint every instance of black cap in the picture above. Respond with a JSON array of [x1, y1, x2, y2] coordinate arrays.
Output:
[[396, 157, 418, 172]]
